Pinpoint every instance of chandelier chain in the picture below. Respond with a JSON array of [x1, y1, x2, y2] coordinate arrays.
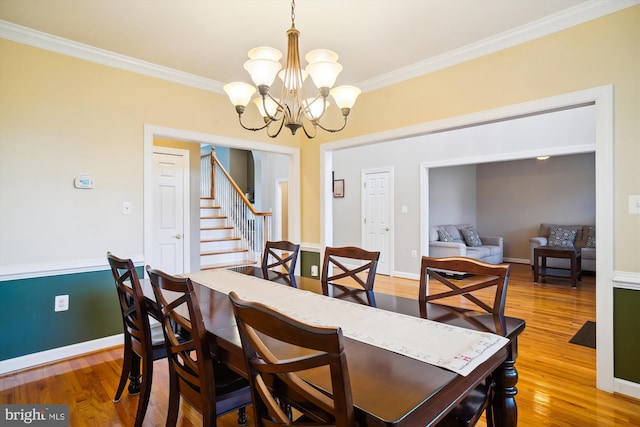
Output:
[[291, 0, 296, 28]]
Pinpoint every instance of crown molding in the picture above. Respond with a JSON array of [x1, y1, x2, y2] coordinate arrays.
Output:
[[0, 19, 223, 93], [1, 0, 638, 94], [358, 0, 640, 92]]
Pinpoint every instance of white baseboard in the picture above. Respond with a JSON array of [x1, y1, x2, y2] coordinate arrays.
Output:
[[0, 334, 124, 375], [614, 377, 640, 400], [503, 257, 529, 265], [392, 271, 420, 281]]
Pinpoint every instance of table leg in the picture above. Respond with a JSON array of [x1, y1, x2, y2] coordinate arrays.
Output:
[[533, 253, 539, 283], [128, 353, 142, 394], [488, 347, 518, 427], [571, 253, 576, 288]]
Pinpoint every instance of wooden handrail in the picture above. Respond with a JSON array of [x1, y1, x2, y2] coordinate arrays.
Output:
[[209, 150, 271, 218]]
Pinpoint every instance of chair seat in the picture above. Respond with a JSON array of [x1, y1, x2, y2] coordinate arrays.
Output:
[[149, 322, 165, 345], [213, 361, 250, 396]]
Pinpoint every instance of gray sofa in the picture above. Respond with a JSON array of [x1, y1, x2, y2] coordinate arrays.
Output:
[[529, 223, 595, 272], [428, 224, 503, 264]]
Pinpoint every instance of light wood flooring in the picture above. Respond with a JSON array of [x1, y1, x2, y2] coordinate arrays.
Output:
[[1, 263, 639, 426]]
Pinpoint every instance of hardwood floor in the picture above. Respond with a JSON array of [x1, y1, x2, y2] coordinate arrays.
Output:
[[2, 263, 639, 426]]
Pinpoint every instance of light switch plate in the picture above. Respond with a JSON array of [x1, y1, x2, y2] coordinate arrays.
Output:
[[629, 195, 640, 214], [123, 201, 133, 215]]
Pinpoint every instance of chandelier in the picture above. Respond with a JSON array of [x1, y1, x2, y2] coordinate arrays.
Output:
[[223, 0, 361, 139]]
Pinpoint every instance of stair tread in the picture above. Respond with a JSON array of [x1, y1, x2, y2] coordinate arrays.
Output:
[[200, 216, 227, 219], [201, 237, 241, 243], [201, 260, 258, 270], [201, 226, 234, 230], [201, 248, 248, 256]]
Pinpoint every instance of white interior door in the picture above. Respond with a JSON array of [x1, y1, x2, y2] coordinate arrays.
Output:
[[152, 149, 189, 275], [362, 168, 393, 275]]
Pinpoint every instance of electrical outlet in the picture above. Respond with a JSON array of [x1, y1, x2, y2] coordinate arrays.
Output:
[[55, 295, 69, 312], [411, 250, 417, 258], [311, 265, 319, 277]]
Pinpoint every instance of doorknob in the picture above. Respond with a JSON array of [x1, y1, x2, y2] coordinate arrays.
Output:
[[385, 227, 390, 231], [175, 234, 182, 239]]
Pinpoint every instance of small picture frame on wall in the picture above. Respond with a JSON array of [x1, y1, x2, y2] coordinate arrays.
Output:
[[333, 179, 344, 198]]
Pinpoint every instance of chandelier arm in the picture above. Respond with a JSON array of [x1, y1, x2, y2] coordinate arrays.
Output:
[[315, 116, 349, 133], [237, 114, 272, 132], [301, 119, 317, 139], [263, 92, 286, 122], [266, 117, 286, 138]]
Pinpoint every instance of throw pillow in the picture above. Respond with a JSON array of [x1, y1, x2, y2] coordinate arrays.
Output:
[[584, 226, 596, 248], [437, 229, 454, 242], [460, 227, 483, 247], [548, 227, 577, 248], [443, 224, 463, 242]]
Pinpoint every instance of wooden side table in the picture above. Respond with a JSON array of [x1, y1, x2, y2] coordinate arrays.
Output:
[[533, 246, 582, 288]]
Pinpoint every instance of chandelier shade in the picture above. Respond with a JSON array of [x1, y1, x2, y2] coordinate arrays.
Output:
[[223, 0, 360, 138]]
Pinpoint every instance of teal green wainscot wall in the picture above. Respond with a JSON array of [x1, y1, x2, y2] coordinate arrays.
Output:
[[299, 250, 321, 279], [0, 268, 124, 361], [613, 288, 640, 384]]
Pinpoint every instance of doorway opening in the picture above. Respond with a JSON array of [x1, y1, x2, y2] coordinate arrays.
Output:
[[321, 85, 614, 392]]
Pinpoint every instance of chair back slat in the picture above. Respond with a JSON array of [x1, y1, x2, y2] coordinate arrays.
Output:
[[261, 240, 301, 287], [146, 267, 216, 414], [418, 256, 511, 318], [108, 252, 168, 427], [146, 267, 251, 426], [108, 253, 152, 358], [230, 292, 355, 427], [321, 246, 380, 305]]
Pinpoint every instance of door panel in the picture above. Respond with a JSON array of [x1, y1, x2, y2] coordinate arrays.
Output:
[[152, 151, 185, 275], [363, 170, 392, 275]]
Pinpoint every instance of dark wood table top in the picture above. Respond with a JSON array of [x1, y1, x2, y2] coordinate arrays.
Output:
[[143, 267, 525, 427]]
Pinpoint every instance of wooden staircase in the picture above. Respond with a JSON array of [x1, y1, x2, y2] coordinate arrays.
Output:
[[199, 197, 257, 270]]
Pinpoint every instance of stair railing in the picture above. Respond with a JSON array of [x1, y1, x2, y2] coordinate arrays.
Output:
[[200, 150, 271, 262]]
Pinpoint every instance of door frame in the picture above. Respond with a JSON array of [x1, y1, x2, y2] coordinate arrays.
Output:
[[361, 167, 394, 275], [320, 85, 614, 393], [143, 124, 301, 273]]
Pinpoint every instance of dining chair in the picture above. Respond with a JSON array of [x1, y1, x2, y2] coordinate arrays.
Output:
[[321, 246, 380, 306], [419, 256, 511, 427], [146, 266, 252, 427], [261, 240, 301, 287], [229, 291, 355, 427], [107, 252, 167, 427]]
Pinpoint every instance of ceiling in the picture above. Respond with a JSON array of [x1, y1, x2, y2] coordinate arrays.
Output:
[[0, 1, 632, 92]]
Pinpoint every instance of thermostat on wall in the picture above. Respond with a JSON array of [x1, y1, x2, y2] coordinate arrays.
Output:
[[74, 175, 94, 189]]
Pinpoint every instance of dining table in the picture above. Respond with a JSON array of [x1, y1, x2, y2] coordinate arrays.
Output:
[[141, 266, 525, 427]]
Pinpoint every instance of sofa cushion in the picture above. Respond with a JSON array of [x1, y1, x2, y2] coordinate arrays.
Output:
[[460, 226, 483, 247], [548, 227, 577, 248], [429, 226, 440, 242], [466, 246, 491, 259], [583, 226, 596, 248], [437, 229, 455, 242]]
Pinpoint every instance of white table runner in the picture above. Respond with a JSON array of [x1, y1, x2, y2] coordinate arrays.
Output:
[[185, 269, 509, 377]]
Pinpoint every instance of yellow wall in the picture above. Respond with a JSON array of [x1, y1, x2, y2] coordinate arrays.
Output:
[[306, 6, 640, 271], [1, 6, 638, 271], [0, 39, 295, 266]]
